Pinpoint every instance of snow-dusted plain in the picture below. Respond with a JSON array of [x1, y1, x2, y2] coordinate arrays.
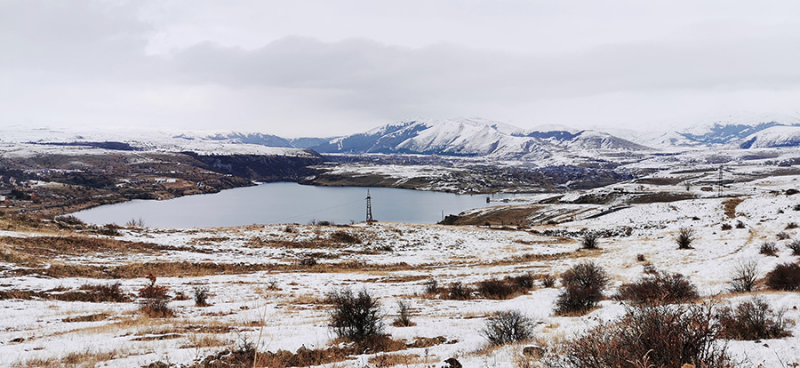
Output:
[[2, 168, 800, 367]]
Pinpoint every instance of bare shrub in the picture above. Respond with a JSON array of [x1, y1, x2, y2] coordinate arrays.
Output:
[[76, 282, 130, 303], [327, 288, 384, 344], [331, 231, 361, 244], [546, 304, 732, 368], [478, 278, 528, 300], [721, 223, 732, 231], [635, 254, 646, 262], [392, 300, 415, 327], [299, 256, 317, 266], [736, 220, 746, 229], [541, 274, 556, 288], [580, 232, 600, 250], [786, 222, 798, 229], [777, 232, 791, 240], [447, 282, 473, 300], [717, 298, 792, 340], [675, 227, 695, 249], [555, 262, 608, 315], [126, 217, 145, 228], [482, 310, 535, 346], [730, 260, 759, 293], [765, 262, 800, 291], [787, 240, 800, 255], [759, 241, 779, 256], [423, 279, 439, 295], [193, 286, 211, 307], [138, 274, 173, 318], [508, 273, 535, 289], [616, 271, 698, 305]]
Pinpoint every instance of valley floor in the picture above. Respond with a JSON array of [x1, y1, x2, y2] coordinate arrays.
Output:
[[1, 173, 800, 367]]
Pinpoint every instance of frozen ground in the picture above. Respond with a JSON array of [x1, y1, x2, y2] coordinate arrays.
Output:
[[1, 176, 800, 367]]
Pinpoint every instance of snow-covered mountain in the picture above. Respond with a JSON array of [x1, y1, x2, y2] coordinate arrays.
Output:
[[621, 113, 800, 148], [311, 118, 649, 158]]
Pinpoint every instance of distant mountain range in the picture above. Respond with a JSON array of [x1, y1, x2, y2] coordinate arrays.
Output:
[[7, 114, 800, 159]]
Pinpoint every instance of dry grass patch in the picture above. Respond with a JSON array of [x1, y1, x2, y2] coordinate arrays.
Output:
[[62, 313, 110, 323], [368, 353, 422, 367], [723, 197, 745, 219], [13, 348, 134, 368], [0, 235, 161, 257]]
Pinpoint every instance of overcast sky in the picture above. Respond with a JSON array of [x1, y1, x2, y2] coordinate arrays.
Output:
[[2, 1, 800, 137]]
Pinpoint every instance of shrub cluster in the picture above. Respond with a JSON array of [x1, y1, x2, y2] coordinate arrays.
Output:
[[555, 262, 608, 315], [765, 262, 800, 291], [477, 274, 535, 300], [717, 298, 791, 340], [759, 241, 778, 256], [447, 282, 473, 300], [482, 310, 535, 346], [546, 304, 732, 368], [327, 288, 384, 344], [616, 271, 698, 305], [138, 274, 173, 318]]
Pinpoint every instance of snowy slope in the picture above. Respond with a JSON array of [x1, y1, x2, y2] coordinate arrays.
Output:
[[738, 125, 800, 149]]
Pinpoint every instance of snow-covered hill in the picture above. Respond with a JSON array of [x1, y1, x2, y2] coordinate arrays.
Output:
[[739, 125, 800, 149]]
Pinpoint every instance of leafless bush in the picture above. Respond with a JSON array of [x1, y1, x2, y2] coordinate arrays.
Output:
[[786, 222, 798, 229], [675, 227, 695, 249], [545, 304, 732, 368], [392, 300, 415, 327], [721, 223, 732, 231], [423, 279, 439, 295], [299, 256, 317, 266], [730, 260, 759, 293], [765, 262, 800, 291], [580, 232, 600, 250], [635, 254, 646, 262], [787, 240, 800, 255], [138, 274, 173, 318], [327, 288, 384, 344], [777, 232, 791, 240], [555, 262, 608, 315], [126, 217, 145, 228], [736, 220, 746, 229], [482, 310, 535, 346], [193, 286, 211, 307], [331, 231, 361, 244], [541, 274, 556, 288], [717, 298, 792, 340], [616, 271, 698, 305], [759, 241, 779, 256], [447, 282, 473, 300], [478, 275, 534, 300]]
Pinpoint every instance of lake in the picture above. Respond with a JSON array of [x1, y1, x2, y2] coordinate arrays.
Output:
[[73, 182, 518, 228]]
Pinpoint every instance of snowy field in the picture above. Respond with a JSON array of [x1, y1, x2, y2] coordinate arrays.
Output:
[[2, 174, 800, 367]]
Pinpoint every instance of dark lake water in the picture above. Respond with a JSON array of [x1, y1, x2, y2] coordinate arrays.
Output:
[[74, 183, 518, 228]]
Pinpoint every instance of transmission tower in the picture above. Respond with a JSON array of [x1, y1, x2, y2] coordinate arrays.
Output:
[[365, 189, 374, 222], [718, 165, 723, 197]]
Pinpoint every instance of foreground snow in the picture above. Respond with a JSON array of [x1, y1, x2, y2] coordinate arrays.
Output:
[[2, 178, 800, 367]]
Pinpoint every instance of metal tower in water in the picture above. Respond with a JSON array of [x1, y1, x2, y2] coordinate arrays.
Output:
[[365, 189, 374, 222]]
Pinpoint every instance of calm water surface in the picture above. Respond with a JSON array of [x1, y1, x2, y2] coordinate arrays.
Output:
[[74, 183, 517, 228]]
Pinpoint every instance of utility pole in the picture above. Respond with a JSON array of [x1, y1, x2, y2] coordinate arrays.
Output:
[[365, 189, 374, 223], [718, 165, 723, 197]]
